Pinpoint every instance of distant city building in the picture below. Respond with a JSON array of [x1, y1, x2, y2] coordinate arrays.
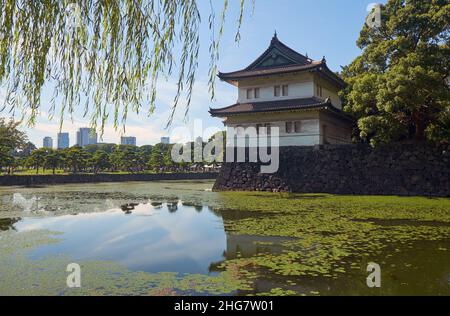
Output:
[[76, 128, 98, 147], [43, 137, 53, 149], [161, 137, 170, 144], [121, 136, 137, 146], [57, 132, 70, 149]]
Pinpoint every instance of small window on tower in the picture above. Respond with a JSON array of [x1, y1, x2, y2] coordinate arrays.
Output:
[[286, 122, 293, 133], [316, 84, 323, 98], [254, 88, 260, 99], [295, 121, 302, 133], [282, 85, 289, 96], [274, 86, 281, 97], [246, 89, 253, 99]]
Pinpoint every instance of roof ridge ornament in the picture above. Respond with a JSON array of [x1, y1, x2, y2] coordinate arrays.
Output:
[[322, 56, 327, 63], [271, 31, 278, 44]]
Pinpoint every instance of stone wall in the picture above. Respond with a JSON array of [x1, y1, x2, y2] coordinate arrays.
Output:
[[0, 172, 218, 186], [213, 144, 450, 197]]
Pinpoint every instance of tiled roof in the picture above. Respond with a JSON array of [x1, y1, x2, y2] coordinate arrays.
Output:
[[218, 62, 323, 80], [245, 34, 312, 69], [209, 97, 350, 118], [218, 35, 345, 88]]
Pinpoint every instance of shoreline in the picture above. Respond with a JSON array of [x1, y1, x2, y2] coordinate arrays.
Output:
[[0, 172, 218, 186]]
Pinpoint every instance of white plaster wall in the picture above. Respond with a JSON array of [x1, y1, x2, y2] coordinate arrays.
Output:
[[236, 73, 315, 103], [238, 81, 315, 103], [226, 118, 321, 147], [234, 73, 343, 110], [314, 77, 342, 109]]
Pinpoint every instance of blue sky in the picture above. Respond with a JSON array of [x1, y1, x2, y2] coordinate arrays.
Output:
[[0, 0, 385, 147]]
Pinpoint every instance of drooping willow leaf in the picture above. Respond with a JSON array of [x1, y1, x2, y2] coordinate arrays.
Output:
[[0, 0, 251, 134]]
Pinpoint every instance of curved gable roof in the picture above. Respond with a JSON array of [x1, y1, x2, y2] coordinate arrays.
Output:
[[218, 34, 346, 89], [245, 34, 312, 70]]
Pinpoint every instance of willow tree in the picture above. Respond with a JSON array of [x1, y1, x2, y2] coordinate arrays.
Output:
[[0, 0, 252, 131], [341, 0, 449, 146]]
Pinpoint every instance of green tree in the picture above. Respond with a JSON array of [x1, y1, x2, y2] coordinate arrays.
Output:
[[64, 146, 90, 174], [148, 145, 165, 173], [0, 146, 14, 174], [117, 146, 140, 173], [0, 118, 27, 151], [84, 143, 116, 154], [26, 148, 49, 174], [0, 1, 251, 130], [15, 142, 37, 158], [163, 146, 175, 172], [341, 0, 450, 146], [90, 150, 111, 174], [44, 150, 64, 175]]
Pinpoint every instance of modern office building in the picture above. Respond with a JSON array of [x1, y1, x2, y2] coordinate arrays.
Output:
[[43, 137, 53, 149], [76, 128, 98, 147], [120, 136, 137, 146], [161, 137, 170, 144], [57, 132, 70, 149]]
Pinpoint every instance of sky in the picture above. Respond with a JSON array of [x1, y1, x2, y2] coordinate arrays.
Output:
[[0, 0, 386, 148]]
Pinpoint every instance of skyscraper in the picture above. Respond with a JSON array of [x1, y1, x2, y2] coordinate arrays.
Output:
[[57, 132, 70, 149], [76, 128, 98, 147], [161, 137, 170, 144], [43, 137, 53, 149], [121, 136, 137, 146]]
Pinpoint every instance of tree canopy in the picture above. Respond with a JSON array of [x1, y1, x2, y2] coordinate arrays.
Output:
[[0, 117, 27, 151], [0, 0, 252, 131], [341, 0, 450, 146]]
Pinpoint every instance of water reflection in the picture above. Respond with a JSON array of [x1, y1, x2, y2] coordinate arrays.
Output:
[[13, 201, 229, 275], [167, 202, 178, 213], [0, 217, 20, 231], [120, 203, 139, 214], [9, 198, 282, 279]]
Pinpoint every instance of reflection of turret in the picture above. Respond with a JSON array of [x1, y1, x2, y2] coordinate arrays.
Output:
[[120, 203, 139, 214], [210, 210, 323, 295], [0, 217, 21, 231], [167, 203, 178, 213], [181, 202, 203, 213], [224, 234, 288, 259], [210, 209, 292, 262], [150, 202, 163, 209]]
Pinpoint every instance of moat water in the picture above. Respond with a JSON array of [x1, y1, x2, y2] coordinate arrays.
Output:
[[0, 181, 449, 295]]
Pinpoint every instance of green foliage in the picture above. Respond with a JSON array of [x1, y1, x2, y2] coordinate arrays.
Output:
[[15, 142, 37, 158], [148, 144, 165, 172], [26, 148, 50, 174], [44, 150, 64, 174], [111, 145, 141, 173], [90, 150, 111, 174], [0, 118, 27, 151], [0, 145, 14, 172], [3, 138, 217, 175], [0, 0, 251, 131], [84, 143, 116, 154], [341, 0, 450, 146], [63, 146, 91, 174]]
